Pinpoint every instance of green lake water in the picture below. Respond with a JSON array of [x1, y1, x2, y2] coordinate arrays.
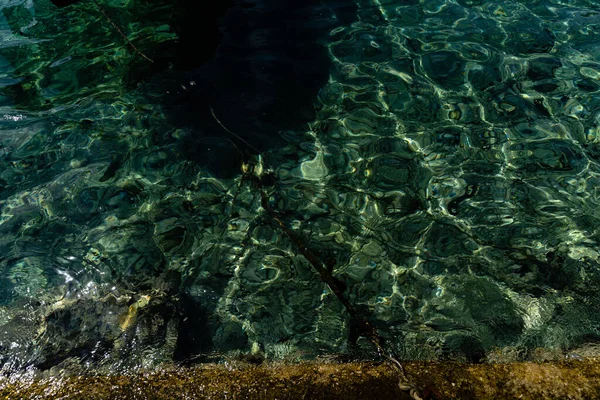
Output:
[[1, 0, 600, 374]]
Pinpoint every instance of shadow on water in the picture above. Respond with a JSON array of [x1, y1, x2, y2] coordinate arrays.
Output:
[[145, 0, 358, 178]]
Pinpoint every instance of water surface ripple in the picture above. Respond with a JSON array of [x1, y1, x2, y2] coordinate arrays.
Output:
[[0, 0, 600, 374]]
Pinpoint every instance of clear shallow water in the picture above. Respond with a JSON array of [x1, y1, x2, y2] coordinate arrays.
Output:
[[0, 0, 600, 374]]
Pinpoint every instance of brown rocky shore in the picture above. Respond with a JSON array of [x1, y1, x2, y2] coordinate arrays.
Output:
[[1, 359, 599, 399]]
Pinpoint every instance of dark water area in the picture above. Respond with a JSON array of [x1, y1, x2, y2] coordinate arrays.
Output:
[[1, 0, 600, 378], [151, 0, 358, 177]]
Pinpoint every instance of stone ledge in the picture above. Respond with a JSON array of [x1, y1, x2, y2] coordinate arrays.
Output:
[[1, 360, 599, 399]]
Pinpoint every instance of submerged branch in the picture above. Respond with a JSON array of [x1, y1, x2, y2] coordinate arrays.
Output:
[[91, 0, 154, 63]]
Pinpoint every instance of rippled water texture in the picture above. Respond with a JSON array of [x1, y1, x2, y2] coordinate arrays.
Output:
[[1, 0, 600, 375]]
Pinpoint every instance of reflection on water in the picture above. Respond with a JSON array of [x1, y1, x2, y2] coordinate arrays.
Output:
[[1, 0, 600, 375]]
